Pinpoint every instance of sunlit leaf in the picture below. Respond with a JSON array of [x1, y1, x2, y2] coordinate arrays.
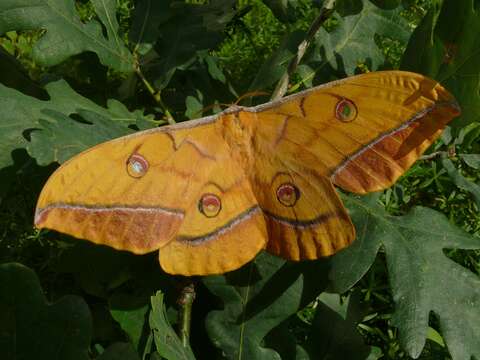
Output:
[[0, 0, 134, 71], [0, 80, 150, 169], [312, 0, 410, 75], [329, 194, 480, 359]]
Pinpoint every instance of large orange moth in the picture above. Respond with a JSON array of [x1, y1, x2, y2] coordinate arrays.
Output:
[[34, 71, 460, 276]]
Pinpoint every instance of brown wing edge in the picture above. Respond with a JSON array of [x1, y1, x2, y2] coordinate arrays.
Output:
[[331, 100, 461, 194], [34, 204, 184, 254]]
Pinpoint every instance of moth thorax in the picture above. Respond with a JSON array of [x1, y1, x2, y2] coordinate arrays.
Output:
[[221, 113, 255, 169]]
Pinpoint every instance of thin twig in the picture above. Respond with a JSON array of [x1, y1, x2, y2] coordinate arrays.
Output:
[[177, 279, 196, 348], [420, 148, 456, 161], [270, 0, 336, 100], [134, 62, 175, 124]]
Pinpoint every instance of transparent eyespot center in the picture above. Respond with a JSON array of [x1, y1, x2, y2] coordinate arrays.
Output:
[[335, 99, 357, 122], [198, 193, 221, 218], [276, 183, 300, 207], [127, 154, 149, 178]]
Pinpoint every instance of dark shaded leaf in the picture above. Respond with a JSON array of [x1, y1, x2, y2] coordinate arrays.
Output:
[[329, 194, 480, 359], [300, 292, 376, 359], [130, 0, 175, 55], [0, 46, 46, 98], [147, 0, 236, 89], [0, 262, 92, 360], [204, 252, 330, 359], [249, 31, 305, 92], [55, 242, 170, 301], [401, 0, 480, 128], [110, 302, 149, 352], [261, 0, 298, 22], [97, 342, 140, 360], [0, 0, 134, 71], [55, 242, 138, 298]]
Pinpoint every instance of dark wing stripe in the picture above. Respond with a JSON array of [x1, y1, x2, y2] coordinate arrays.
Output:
[[177, 206, 261, 245], [263, 210, 347, 230]]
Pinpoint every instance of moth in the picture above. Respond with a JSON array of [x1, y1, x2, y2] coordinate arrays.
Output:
[[35, 71, 460, 276]]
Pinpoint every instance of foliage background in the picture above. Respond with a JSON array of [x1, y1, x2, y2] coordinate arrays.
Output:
[[0, 0, 479, 359]]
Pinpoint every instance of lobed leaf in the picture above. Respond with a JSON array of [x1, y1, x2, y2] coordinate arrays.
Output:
[[0, 79, 151, 169], [252, 0, 411, 92], [299, 292, 378, 359], [312, 0, 411, 75], [0, 262, 92, 360], [204, 252, 330, 359], [28, 110, 133, 165], [0, 0, 134, 72], [329, 194, 480, 359]]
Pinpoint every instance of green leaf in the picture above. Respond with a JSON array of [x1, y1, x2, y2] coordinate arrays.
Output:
[[129, 0, 174, 55], [97, 342, 141, 360], [460, 154, 480, 169], [299, 292, 375, 359], [261, 0, 298, 23], [0, 0, 134, 72], [249, 30, 305, 91], [56, 242, 150, 299], [204, 55, 226, 84], [0, 79, 150, 169], [442, 157, 480, 208], [110, 303, 148, 352], [312, 0, 411, 75], [204, 252, 329, 359], [401, 0, 480, 128], [147, 0, 236, 89], [28, 110, 133, 165], [185, 94, 204, 120], [455, 122, 480, 148], [329, 194, 480, 359], [0, 262, 92, 360], [149, 291, 195, 360], [427, 327, 445, 348]]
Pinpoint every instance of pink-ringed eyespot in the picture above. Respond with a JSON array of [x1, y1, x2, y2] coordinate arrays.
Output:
[[198, 193, 222, 217]]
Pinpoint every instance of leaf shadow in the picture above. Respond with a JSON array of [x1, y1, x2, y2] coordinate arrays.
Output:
[[230, 258, 332, 324]]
